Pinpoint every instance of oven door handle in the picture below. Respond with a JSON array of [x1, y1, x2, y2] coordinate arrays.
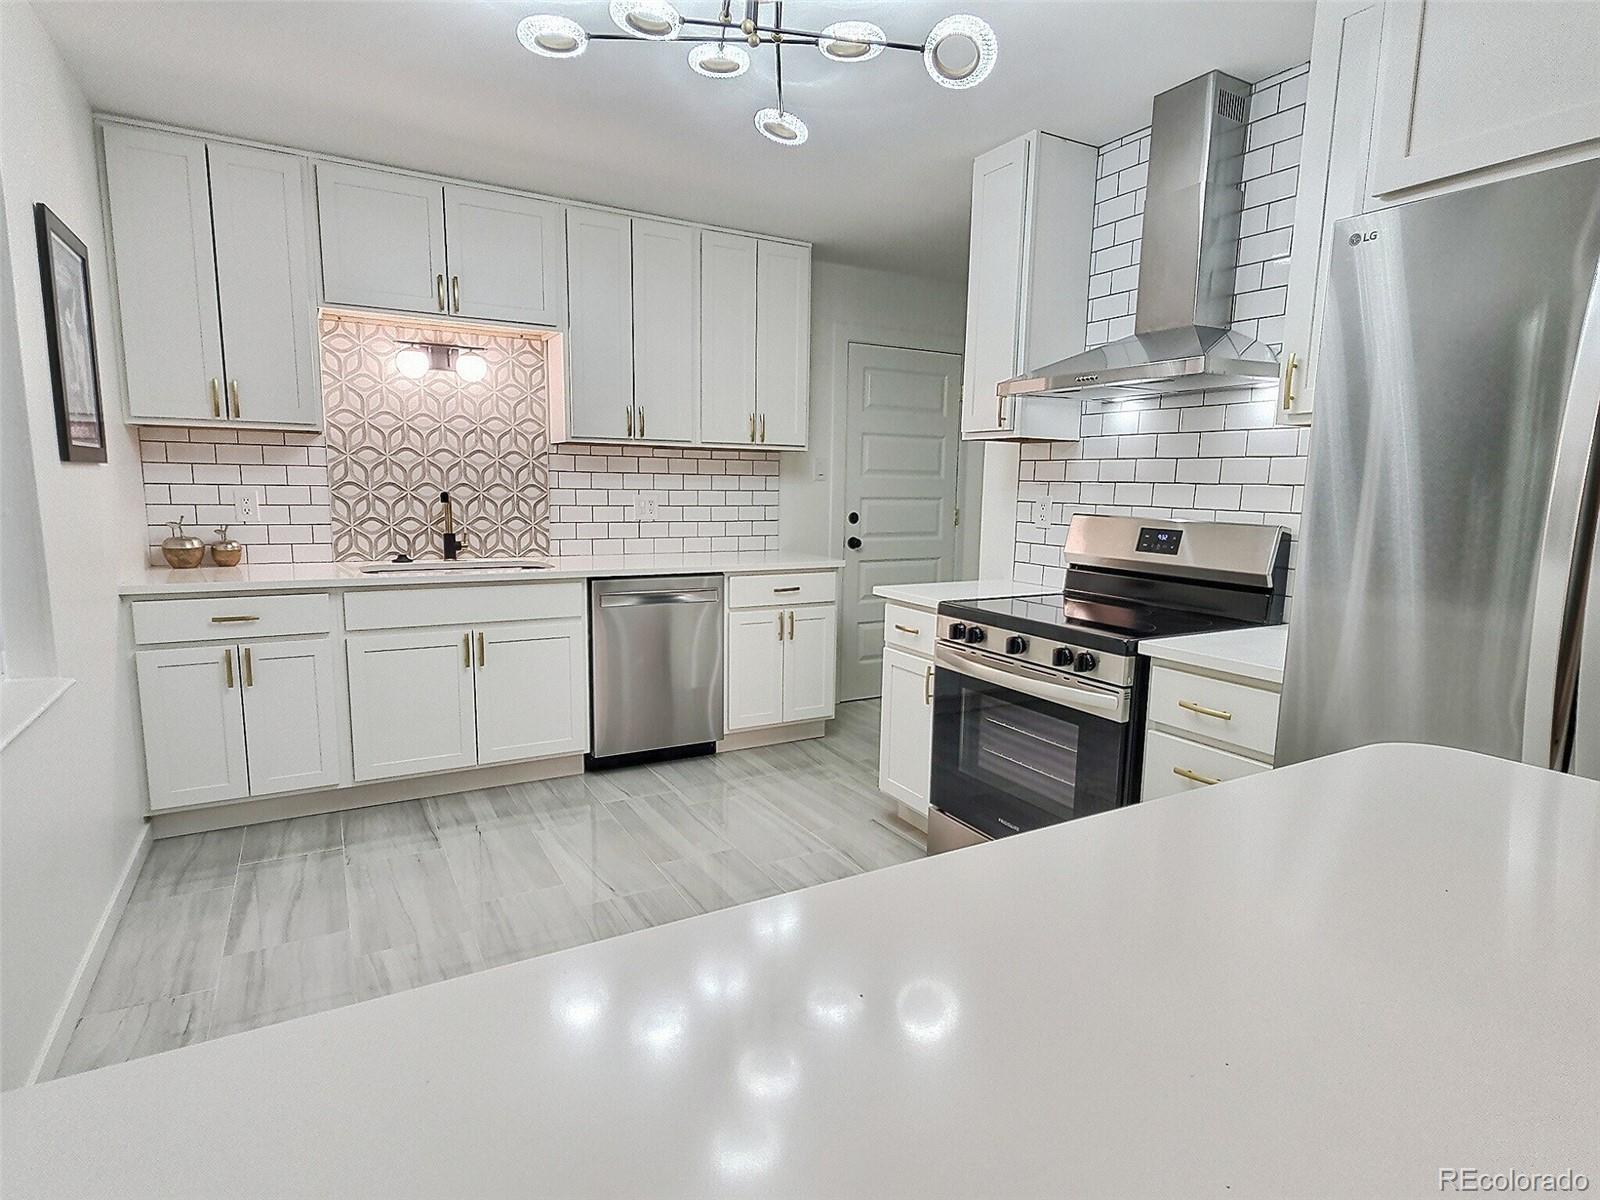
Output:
[[935, 643, 1126, 719]]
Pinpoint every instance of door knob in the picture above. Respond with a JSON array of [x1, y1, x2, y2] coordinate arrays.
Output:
[[846, 536, 862, 550]]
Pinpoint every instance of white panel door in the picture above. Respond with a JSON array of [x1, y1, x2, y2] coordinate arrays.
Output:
[[840, 344, 963, 701], [725, 607, 786, 732], [754, 240, 811, 448], [473, 618, 589, 764], [564, 209, 634, 441], [135, 644, 248, 810], [699, 231, 758, 446], [961, 138, 1029, 436], [316, 162, 447, 314], [782, 605, 838, 723], [208, 143, 320, 426], [878, 646, 934, 812], [347, 628, 477, 781], [443, 185, 567, 326], [100, 125, 224, 422], [630, 219, 698, 443], [239, 637, 341, 796]]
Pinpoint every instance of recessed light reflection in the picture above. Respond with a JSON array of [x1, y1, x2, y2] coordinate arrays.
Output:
[[896, 979, 960, 1045], [630, 1001, 688, 1054], [805, 985, 865, 1030], [736, 1047, 800, 1101], [750, 899, 801, 944], [695, 959, 750, 1005], [712, 1122, 781, 1180], [550, 982, 608, 1031]]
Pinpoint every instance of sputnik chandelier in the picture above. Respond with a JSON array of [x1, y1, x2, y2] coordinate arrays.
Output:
[[515, 2, 998, 147]]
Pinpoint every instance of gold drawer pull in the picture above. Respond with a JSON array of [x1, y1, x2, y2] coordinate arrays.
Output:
[[242, 647, 254, 688], [1178, 699, 1232, 721], [773, 586, 801, 594], [1173, 766, 1221, 786], [463, 632, 471, 668], [476, 631, 486, 668], [893, 623, 921, 636], [210, 615, 260, 624], [223, 648, 234, 689]]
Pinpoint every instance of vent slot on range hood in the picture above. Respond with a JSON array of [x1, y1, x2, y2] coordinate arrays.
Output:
[[1000, 70, 1281, 404]]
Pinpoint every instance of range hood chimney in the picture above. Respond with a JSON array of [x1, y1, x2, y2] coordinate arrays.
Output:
[[1000, 71, 1280, 404]]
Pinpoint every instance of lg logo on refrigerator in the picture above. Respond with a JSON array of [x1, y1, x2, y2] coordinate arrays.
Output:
[[1348, 230, 1380, 246]]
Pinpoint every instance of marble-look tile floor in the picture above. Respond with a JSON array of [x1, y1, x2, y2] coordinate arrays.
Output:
[[54, 700, 920, 1078]]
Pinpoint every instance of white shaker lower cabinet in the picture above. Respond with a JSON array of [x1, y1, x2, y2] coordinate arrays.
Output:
[[724, 572, 838, 733], [473, 619, 588, 765], [135, 644, 250, 810], [346, 627, 479, 782], [1139, 662, 1281, 801], [238, 638, 342, 797], [725, 607, 787, 731], [878, 645, 934, 818]]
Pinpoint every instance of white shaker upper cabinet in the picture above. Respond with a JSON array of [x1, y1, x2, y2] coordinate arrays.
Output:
[[208, 143, 320, 427], [1368, 0, 1600, 198], [563, 209, 635, 441], [316, 162, 448, 315], [630, 219, 698, 443], [961, 137, 1029, 437], [442, 185, 567, 326], [699, 231, 758, 446], [754, 240, 811, 448], [101, 125, 225, 423]]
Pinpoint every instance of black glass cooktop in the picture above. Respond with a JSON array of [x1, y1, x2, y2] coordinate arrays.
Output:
[[938, 593, 1263, 655]]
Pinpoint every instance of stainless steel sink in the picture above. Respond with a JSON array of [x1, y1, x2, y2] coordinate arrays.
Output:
[[357, 558, 553, 574]]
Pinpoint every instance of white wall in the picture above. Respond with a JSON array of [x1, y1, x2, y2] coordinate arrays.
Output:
[[0, 1, 151, 1089], [780, 261, 968, 566]]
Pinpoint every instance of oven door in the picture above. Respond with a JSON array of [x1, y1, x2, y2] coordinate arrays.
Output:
[[930, 642, 1135, 842]]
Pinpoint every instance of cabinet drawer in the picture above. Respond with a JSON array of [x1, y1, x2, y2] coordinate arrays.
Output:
[[882, 603, 935, 658], [1141, 730, 1269, 801], [344, 581, 585, 631], [727, 571, 836, 609], [131, 593, 332, 645], [1147, 664, 1279, 758]]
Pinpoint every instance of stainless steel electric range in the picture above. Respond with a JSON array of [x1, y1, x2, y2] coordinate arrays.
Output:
[[927, 515, 1289, 853]]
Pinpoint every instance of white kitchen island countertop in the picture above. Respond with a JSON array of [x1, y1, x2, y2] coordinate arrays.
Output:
[[119, 551, 844, 597], [5, 744, 1596, 1199], [1142, 622, 1290, 686], [873, 578, 1043, 608]]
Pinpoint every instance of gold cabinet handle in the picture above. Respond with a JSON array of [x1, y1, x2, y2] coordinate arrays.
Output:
[[996, 394, 1006, 428], [759, 413, 766, 443], [223, 648, 234, 689], [229, 380, 240, 419], [436, 274, 446, 312], [451, 275, 461, 313], [1178, 699, 1233, 721], [1281, 350, 1299, 412], [242, 646, 253, 688], [749, 412, 756, 442], [625, 407, 633, 437], [638, 406, 645, 438], [924, 665, 933, 705], [787, 610, 795, 640], [209, 378, 221, 418], [210, 614, 260, 624], [776, 610, 784, 641], [1173, 766, 1221, 786], [476, 630, 486, 668], [463, 632, 471, 668], [894, 623, 921, 636]]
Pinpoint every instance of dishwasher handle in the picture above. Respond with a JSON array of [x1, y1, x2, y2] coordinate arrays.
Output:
[[598, 589, 721, 608]]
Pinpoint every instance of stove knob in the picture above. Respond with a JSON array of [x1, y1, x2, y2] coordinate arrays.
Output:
[[1052, 647, 1073, 669], [1075, 651, 1099, 673], [1004, 635, 1028, 655], [964, 625, 987, 645], [947, 622, 967, 641]]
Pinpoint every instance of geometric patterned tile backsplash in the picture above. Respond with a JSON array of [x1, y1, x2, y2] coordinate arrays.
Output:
[[139, 312, 780, 565], [322, 313, 550, 561]]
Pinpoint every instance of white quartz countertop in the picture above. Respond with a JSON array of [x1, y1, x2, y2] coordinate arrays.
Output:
[[1141, 622, 1290, 686], [6, 744, 1596, 1199], [120, 552, 844, 597], [872, 578, 1044, 609]]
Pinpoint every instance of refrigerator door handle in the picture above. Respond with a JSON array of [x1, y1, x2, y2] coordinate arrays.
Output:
[[1522, 265, 1600, 771]]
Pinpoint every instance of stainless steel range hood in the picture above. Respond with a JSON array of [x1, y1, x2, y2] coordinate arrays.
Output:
[[1000, 71, 1280, 404]]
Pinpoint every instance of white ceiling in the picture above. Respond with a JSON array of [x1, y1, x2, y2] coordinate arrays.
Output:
[[35, 0, 1315, 280]]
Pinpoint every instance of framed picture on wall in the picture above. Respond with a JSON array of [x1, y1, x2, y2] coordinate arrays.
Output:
[[34, 202, 107, 463]]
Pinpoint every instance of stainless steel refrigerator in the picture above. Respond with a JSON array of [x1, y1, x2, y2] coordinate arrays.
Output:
[[1277, 159, 1600, 780]]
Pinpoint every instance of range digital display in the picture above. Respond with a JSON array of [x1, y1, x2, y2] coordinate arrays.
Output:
[[1136, 527, 1184, 555]]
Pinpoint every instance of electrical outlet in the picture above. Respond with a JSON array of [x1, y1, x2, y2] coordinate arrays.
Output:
[[1032, 500, 1052, 529], [234, 487, 263, 524], [641, 494, 661, 521]]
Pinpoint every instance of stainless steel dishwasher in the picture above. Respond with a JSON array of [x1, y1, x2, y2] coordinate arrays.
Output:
[[589, 576, 724, 766]]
